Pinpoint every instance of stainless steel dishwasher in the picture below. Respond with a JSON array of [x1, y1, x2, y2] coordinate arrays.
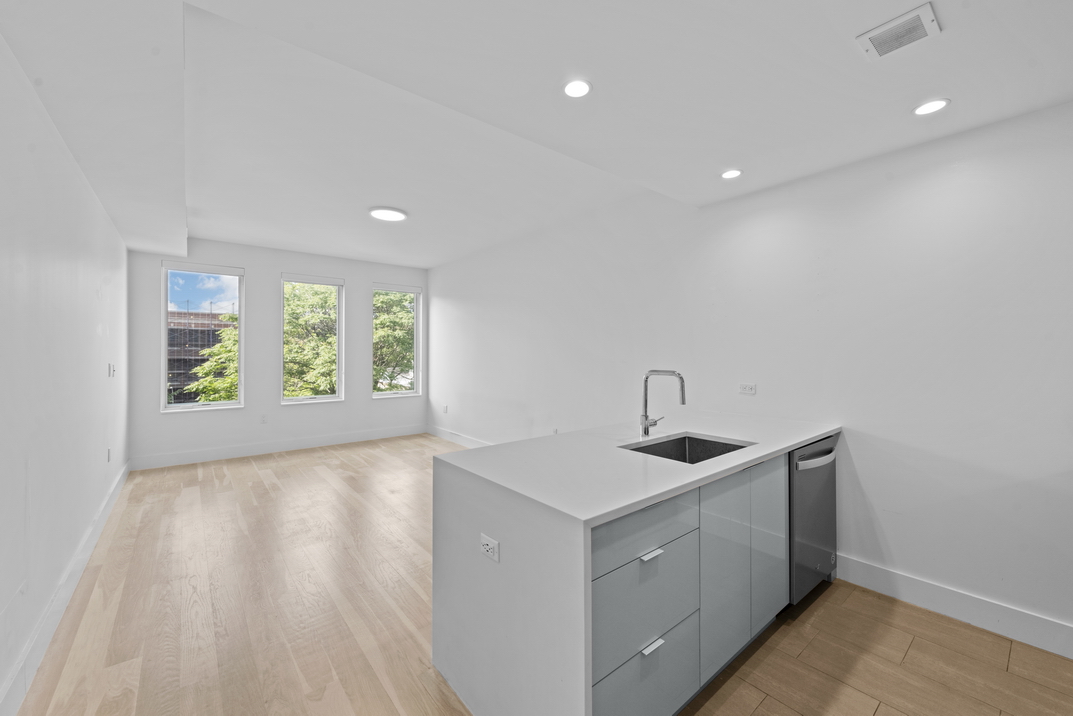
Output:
[[789, 435, 838, 604]]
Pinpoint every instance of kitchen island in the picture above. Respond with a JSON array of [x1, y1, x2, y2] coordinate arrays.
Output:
[[432, 412, 840, 716]]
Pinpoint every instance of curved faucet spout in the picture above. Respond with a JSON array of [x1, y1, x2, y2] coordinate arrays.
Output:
[[641, 370, 686, 438]]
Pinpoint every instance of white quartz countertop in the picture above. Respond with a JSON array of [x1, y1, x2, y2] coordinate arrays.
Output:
[[435, 411, 841, 527]]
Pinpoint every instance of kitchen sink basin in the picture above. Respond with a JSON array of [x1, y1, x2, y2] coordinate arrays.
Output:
[[621, 433, 753, 464]]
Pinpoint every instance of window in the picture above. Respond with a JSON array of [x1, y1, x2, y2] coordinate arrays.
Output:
[[282, 274, 343, 402], [162, 262, 243, 410], [372, 286, 420, 396]]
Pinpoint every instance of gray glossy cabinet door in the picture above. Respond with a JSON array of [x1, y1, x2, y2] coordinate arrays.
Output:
[[591, 489, 699, 579], [591, 530, 700, 684], [592, 611, 700, 716], [750, 455, 788, 636], [699, 468, 751, 683]]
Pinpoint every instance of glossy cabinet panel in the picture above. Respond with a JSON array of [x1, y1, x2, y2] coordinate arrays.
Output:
[[592, 610, 700, 716], [591, 530, 700, 684], [591, 454, 793, 714], [591, 489, 699, 579], [699, 455, 790, 682], [750, 455, 789, 636], [699, 467, 751, 682]]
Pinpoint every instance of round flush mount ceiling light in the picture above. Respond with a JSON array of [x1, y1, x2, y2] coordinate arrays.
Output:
[[721, 169, 743, 179], [370, 207, 408, 221], [914, 98, 950, 116], [564, 80, 591, 98]]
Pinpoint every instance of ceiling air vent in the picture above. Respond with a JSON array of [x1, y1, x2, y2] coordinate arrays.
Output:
[[856, 3, 941, 61]]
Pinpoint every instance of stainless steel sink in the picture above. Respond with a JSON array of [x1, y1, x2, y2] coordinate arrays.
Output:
[[620, 433, 753, 464]]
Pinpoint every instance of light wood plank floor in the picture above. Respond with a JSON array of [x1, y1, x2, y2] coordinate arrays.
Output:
[[18, 434, 1073, 716]]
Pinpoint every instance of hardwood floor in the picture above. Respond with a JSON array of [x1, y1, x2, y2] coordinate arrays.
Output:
[[682, 580, 1073, 716], [18, 434, 470, 716], [17, 433, 1073, 716]]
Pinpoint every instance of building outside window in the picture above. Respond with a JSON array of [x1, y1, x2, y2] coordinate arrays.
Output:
[[282, 274, 343, 402], [162, 262, 243, 409], [372, 286, 420, 396]]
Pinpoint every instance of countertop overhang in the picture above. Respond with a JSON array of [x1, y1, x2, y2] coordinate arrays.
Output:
[[434, 411, 841, 526]]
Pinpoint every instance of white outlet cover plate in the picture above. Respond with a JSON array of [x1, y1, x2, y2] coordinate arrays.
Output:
[[480, 533, 500, 562]]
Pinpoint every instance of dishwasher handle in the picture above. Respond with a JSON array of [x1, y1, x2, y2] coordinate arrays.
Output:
[[796, 449, 835, 471]]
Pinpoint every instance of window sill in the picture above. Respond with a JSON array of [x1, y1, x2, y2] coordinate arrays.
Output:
[[282, 396, 344, 405], [372, 391, 421, 400], [162, 403, 243, 414]]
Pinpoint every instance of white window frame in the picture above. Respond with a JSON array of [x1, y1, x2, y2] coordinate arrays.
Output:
[[281, 273, 345, 405], [371, 283, 422, 399], [161, 260, 245, 412]]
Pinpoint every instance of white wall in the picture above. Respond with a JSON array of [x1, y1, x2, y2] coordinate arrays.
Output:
[[428, 191, 700, 447], [0, 32, 128, 715], [428, 100, 1073, 657], [683, 100, 1073, 657], [128, 238, 427, 469]]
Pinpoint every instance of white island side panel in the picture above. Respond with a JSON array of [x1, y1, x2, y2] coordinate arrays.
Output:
[[432, 458, 590, 716]]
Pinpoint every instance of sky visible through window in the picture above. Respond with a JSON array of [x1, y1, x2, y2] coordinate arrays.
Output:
[[168, 271, 239, 313]]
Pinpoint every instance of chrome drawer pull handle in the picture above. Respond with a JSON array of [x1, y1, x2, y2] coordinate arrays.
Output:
[[641, 638, 665, 656], [640, 548, 664, 562]]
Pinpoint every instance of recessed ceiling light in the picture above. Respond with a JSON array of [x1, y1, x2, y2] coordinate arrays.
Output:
[[914, 99, 950, 116], [721, 169, 742, 179], [370, 207, 407, 222], [564, 80, 591, 98]]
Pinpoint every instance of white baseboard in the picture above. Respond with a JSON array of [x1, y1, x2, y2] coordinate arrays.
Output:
[[129, 422, 431, 470], [425, 425, 491, 449], [0, 462, 130, 716], [838, 553, 1073, 660]]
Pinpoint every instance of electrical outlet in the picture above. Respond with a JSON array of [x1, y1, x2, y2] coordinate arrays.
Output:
[[739, 383, 757, 395], [107, 448, 111, 462], [480, 533, 500, 562], [443, 404, 448, 413], [261, 413, 268, 424]]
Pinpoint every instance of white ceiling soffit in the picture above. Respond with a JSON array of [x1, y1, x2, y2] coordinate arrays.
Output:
[[0, 0, 187, 255], [193, 0, 1073, 208], [184, 6, 643, 268]]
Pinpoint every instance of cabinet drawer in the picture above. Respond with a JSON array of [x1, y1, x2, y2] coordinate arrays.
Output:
[[591, 488, 698, 580], [593, 610, 700, 716], [592, 529, 699, 684]]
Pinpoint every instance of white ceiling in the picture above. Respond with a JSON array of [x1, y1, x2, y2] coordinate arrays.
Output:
[[4, 0, 1073, 267], [0, 0, 186, 255], [183, 6, 642, 267]]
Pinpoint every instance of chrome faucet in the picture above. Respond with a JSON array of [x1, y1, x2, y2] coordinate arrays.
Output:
[[640, 370, 686, 438]]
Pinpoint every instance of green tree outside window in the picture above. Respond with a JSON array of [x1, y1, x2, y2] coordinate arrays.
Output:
[[283, 282, 339, 398], [185, 314, 240, 402], [373, 290, 416, 392]]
